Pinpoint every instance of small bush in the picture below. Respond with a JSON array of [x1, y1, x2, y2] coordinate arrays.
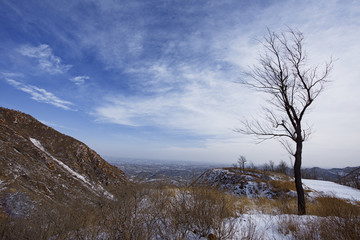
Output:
[[166, 186, 238, 239]]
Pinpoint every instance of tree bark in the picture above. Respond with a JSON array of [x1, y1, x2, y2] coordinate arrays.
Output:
[[294, 137, 306, 215]]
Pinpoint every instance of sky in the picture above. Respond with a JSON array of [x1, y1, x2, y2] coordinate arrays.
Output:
[[1, 0, 359, 168]]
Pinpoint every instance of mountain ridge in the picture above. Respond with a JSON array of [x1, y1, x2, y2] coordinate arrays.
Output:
[[0, 107, 128, 219]]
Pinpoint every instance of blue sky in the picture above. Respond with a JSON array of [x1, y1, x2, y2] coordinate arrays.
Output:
[[1, 0, 359, 167]]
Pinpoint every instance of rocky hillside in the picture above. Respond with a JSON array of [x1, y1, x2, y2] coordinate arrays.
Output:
[[0, 107, 127, 219], [194, 167, 297, 199]]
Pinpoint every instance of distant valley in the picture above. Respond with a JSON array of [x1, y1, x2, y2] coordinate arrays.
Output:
[[108, 157, 224, 185], [108, 157, 359, 189]]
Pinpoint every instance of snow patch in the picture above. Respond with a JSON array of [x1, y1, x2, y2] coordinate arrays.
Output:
[[31, 138, 90, 184], [29, 137, 114, 200], [232, 214, 322, 240], [13, 147, 21, 154], [30, 138, 45, 152], [0, 179, 6, 192], [303, 179, 360, 201]]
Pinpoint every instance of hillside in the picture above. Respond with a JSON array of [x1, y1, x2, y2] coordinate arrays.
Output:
[[0, 107, 127, 221], [194, 167, 360, 201], [194, 167, 297, 199]]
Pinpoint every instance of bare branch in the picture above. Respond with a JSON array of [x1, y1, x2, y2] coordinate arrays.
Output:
[[239, 28, 332, 145]]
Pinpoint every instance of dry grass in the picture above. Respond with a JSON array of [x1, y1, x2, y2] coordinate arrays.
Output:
[[308, 196, 360, 240], [236, 197, 298, 215], [277, 215, 320, 239], [164, 186, 239, 239], [307, 195, 360, 217], [269, 180, 296, 193], [275, 195, 360, 240], [1, 183, 240, 240], [2, 180, 359, 239]]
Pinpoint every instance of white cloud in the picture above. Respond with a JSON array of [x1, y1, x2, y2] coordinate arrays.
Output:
[[1, 72, 24, 78], [70, 75, 89, 85], [94, 63, 255, 137], [80, 20, 146, 70], [18, 44, 72, 74], [6, 78, 74, 110]]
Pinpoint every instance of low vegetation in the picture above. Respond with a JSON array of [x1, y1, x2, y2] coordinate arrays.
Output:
[[2, 183, 360, 239], [1, 183, 240, 239], [1, 168, 359, 239], [277, 197, 360, 240]]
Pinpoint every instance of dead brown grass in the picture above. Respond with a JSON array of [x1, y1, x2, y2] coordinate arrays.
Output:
[[2, 179, 359, 240], [269, 180, 296, 193], [307, 195, 360, 217], [231, 195, 298, 215], [165, 186, 239, 239], [277, 215, 320, 239], [277, 196, 360, 240]]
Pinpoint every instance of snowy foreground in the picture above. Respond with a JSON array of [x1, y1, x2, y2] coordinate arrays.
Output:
[[228, 214, 319, 240], [210, 179, 360, 240]]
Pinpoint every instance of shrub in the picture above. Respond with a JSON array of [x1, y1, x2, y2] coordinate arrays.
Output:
[[166, 186, 238, 239], [277, 196, 360, 240]]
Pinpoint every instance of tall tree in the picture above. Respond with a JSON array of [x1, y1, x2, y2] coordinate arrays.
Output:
[[237, 28, 332, 215]]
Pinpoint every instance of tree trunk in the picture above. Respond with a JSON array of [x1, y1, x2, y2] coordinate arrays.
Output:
[[294, 138, 306, 215]]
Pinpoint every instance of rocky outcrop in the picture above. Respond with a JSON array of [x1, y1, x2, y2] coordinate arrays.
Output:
[[194, 168, 296, 199]]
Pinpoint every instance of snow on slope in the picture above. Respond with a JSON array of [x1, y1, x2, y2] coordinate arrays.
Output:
[[30, 137, 114, 199], [30, 138, 90, 184], [303, 179, 360, 201]]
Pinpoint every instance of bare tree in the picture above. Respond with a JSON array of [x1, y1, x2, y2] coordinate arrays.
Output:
[[236, 28, 332, 215], [269, 160, 275, 172], [238, 155, 247, 171], [276, 160, 288, 175]]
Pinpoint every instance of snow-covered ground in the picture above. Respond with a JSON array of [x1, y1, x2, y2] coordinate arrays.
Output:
[[230, 214, 321, 240], [303, 178, 360, 201], [228, 179, 360, 239], [197, 171, 360, 239]]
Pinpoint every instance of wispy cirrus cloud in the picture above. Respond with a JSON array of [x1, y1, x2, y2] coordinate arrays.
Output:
[[0, 72, 24, 78], [17, 44, 72, 74], [94, 63, 252, 137], [70, 75, 89, 86], [6, 78, 74, 110]]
